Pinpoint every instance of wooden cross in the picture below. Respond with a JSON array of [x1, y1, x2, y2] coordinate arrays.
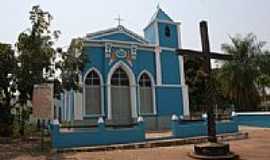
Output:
[[176, 21, 233, 143], [115, 15, 124, 26]]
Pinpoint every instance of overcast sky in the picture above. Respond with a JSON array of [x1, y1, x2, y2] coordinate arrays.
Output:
[[1, 0, 270, 52]]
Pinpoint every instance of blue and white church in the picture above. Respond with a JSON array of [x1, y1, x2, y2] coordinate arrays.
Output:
[[59, 8, 190, 130]]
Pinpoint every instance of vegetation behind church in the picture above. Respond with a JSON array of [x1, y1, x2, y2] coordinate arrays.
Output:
[[186, 33, 270, 112]]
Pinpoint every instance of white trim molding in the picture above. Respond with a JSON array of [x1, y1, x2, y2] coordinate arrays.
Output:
[[83, 67, 105, 118], [177, 23, 190, 116], [107, 61, 138, 120], [236, 112, 270, 116], [155, 46, 162, 85], [137, 70, 157, 115]]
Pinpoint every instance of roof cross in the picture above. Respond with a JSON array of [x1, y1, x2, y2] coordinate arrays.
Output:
[[114, 15, 124, 26]]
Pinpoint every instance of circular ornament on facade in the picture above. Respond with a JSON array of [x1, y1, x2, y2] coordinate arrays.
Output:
[[116, 49, 127, 58]]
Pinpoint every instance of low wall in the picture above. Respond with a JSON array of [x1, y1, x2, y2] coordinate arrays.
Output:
[[49, 122, 145, 149], [236, 112, 270, 128], [171, 117, 239, 138]]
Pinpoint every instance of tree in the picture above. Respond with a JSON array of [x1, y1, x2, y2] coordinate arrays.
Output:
[[15, 5, 60, 135], [0, 43, 17, 136], [185, 57, 230, 114], [218, 33, 269, 111], [184, 56, 208, 113], [56, 38, 87, 94], [256, 74, 270, 106]]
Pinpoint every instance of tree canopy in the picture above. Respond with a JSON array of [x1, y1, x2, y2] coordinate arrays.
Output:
[[16, 5, 60, 105], [0, 43, 17, 136], [217, 33, 270, 111]]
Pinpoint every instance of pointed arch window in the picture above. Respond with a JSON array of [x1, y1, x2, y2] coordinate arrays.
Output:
[[139, 73, 154, 114], [165, 25, 171, 38], [85, 70, 101, 115], [111, 68, 130, 86]]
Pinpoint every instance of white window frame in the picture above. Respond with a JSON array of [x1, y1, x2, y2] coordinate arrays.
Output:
[[137, 70, 157, 116], [107, 61, 138, 120], [83, 67, 105, 118]]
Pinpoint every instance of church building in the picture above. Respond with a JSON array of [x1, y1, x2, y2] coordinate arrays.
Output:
[[59, 8, 190, 130]]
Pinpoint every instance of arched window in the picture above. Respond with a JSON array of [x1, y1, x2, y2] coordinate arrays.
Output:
[[165, 25, 171, 38], [111, 68, 130, 86], [85, 70, 101, 115], [139, 73, 154, 114]]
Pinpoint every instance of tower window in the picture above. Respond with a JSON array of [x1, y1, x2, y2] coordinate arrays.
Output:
[[165, 25, 171, 38]]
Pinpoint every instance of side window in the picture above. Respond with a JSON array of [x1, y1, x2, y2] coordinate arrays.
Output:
[[165, 25, 171, 38], [85, 70, 101, 115]]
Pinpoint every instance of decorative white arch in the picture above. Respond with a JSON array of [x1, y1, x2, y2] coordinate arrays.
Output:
[[137, 70, 157, 115], [83, 67, 105, 117], [107, 61, 137, 119]]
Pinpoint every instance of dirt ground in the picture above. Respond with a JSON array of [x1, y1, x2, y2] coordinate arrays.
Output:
[[1, 127, 270, 160]]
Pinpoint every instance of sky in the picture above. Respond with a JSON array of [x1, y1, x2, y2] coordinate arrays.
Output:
[[1, 0, 270, 52]]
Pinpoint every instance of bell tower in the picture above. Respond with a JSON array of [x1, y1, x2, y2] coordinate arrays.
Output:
[[144, 7, 181, 48], [144, 7, 190, 116]]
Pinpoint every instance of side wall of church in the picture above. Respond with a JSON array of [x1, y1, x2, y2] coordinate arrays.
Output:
[[144, 24, 157, 44], [160, 50, 181, 84]]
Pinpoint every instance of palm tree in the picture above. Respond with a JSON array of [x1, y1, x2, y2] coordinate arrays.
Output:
[[218, 33, 269, 111], [256, 74, 270, 107]]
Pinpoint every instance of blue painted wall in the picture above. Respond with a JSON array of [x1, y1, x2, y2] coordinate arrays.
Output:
[[238, 114, 270, 128], [83, 47, 105, 78], [171, 119, 239, 138], [144, 25, 157, 44], [155, 87, 183, 116], [160, 50, 180, 84], [134, 50, 156, 79], [158, 23, 178, 48], [50, 122, 145, 149]]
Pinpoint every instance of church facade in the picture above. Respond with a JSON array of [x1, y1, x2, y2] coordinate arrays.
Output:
[[59, 8, 190, 130]]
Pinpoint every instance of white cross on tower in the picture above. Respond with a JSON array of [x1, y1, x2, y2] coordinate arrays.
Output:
[[114, 15, 124, 26]]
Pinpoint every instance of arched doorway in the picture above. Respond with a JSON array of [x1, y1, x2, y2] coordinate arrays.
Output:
[[110, 67, 132, 125]]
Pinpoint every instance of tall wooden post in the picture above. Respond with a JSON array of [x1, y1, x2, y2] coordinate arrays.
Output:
[[200, 21, 217, 143]]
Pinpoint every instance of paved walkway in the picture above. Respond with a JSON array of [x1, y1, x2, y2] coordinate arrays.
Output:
[[59, 127, 270, 160]]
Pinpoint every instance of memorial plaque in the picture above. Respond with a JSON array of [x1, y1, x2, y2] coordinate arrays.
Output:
[[32, 83, 54, 119]]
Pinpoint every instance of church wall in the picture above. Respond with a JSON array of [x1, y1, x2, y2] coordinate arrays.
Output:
[[155, 87, 183, 116], [78, 44, 184, 129], [158, 23, 179, 48], [160, 50, 181, 84], [144, 24, 157, 44], [81, 45, 158, 121], [83, 46, 105, 77], [134, 50, 156, 79]]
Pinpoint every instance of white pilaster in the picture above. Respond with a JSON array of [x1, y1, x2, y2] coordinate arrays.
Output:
[[177, 24, 190, 116], [155, 46, 162, 85], [74, 91, 83, 120]]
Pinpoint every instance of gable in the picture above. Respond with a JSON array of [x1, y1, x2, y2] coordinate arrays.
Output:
[[150, 8, 174, 23], [155, 9, 173, 22], [93, 32, 144, 43], [86, 26, 148, 44]]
